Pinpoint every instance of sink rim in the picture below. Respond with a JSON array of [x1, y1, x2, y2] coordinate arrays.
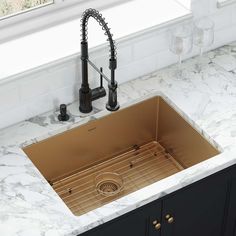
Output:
[[21, 91, 227, 221]]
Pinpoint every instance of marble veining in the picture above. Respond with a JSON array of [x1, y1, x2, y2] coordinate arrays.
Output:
[[1, 43, 236, 235]]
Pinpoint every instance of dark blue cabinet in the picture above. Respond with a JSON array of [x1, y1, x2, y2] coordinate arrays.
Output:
[[224, 167, 236, 236], [81, 200, 162, 236], [162, 170, 229, 236]]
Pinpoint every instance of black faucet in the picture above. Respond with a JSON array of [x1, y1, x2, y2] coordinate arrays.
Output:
[[79, 8, 120, 113]]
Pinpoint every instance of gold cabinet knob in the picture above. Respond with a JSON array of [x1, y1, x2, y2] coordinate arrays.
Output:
[[152, 220, 158, 225], [165, 214, 174, 224], [155, 223, 161, 230], [152, 220, 161, 230]]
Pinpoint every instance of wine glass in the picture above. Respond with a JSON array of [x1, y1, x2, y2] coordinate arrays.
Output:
[[169, 24, 193, 65], [193, 17, 214, 56]]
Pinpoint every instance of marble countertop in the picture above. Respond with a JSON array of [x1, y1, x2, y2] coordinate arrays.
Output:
[[1, 42, 236, 236]]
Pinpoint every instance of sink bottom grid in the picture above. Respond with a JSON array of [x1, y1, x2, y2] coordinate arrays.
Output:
[[51, 141, 184, 216]]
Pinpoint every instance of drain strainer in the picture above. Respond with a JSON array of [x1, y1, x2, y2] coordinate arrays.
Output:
[[95, 172, 123, 197], [99, 181, 119, 193]]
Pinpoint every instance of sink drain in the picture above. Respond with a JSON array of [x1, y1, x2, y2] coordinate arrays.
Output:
[[95, 172, 123, 197], [98, 181, 119, 194]]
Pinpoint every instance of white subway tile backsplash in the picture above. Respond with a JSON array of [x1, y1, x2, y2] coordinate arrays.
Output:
[[211, 10, 232, 30], [133, 31, 169, 60], [0, 105, 26, 130], [214, 27, 234, 47], [116, 53, 158, 84], [231, 5, 236, 24], [47, 61, 78, 89], [116, 44, 133, 66], [51, 85, 77, 109], [23, 85, 75, 120], [24, 94, 53, 120], [157, 50, 178, 69], [20, 75, 51, 102], [0, 85, 20, 112]]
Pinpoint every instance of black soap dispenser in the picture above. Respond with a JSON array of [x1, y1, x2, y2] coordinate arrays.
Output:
[[58, 104, 70, 121]]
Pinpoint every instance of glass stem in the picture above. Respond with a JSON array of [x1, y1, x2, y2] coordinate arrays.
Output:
[[178, 55, 182, 65], [200, 47, 203, 56]]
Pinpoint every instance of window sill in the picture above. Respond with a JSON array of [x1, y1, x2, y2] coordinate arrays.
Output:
[[0, 0, 191, 84]]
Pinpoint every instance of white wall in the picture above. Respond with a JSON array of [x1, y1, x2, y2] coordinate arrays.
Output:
[[0, 0, 236, 130]]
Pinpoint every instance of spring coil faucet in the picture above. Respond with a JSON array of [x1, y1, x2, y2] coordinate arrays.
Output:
[[79, 8, 120, 113]]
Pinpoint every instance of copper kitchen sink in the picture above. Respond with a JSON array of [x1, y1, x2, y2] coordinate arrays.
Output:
[[23, 96, 219, 216]]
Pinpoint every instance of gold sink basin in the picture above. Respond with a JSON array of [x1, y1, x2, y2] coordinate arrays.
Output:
[[23, 96, 219, 216]]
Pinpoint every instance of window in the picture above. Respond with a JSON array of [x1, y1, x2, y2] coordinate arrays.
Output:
[[0, 0, 53, 19], [0, 0, 129, 43]]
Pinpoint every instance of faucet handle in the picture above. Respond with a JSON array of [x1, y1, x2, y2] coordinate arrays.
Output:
[[100, 67, 103, 88], [91, 68, 106, 101]]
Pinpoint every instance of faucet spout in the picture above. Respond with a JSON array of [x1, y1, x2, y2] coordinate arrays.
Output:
[[79, 8, 119, 113]]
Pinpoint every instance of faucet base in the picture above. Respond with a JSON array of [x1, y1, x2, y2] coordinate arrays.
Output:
[[106, 103, 120, 112], [106, 81, 119, 112], [79, 88, 93, 113]]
